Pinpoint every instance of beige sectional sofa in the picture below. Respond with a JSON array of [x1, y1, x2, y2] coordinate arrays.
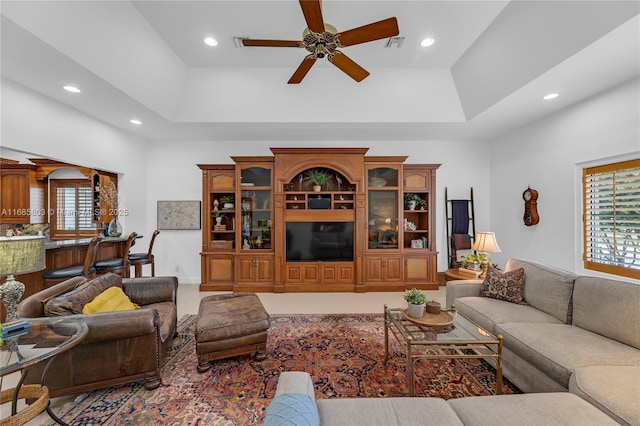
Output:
[[264, 259, 639, 425], [446, 258, 640, 425], [265, 371, 618, 425]]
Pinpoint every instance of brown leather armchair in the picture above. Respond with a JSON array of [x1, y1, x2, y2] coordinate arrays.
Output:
[[17, 273, 178, 397]]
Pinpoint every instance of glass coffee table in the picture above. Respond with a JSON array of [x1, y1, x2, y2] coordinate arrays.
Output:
[[383, 305, 503, 396], [1, 317, 88, 425]]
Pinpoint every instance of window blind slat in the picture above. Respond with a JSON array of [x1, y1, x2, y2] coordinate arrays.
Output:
[[583, 159, 640, 280]]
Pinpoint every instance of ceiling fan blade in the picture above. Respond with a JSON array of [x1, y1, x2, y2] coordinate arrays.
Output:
[[299, 0, 325, 33], [242, 39, 301, 48], [329, 51, 370, 82], [337, 17, 399, 47], [288, 56, 317, 84]]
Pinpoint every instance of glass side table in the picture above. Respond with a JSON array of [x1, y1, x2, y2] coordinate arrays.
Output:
[[1, 317, 88, 425], [384, 305, 503, 396]]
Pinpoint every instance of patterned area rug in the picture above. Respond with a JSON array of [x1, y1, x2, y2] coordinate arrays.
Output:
[[54, 314, 519, 425]]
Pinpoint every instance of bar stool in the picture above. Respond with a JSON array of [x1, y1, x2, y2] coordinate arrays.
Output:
[[94, 232, 137, 278], [42, 236, 101, 287], [128, 230, 160, 277]]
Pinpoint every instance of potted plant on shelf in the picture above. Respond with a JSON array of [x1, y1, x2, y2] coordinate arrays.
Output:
[[404, 288, 426, 318], [219, 195, 234, 210], [303, 169, 335, 192], [404, 193, 425, 211], [212, 211, 226, 226]]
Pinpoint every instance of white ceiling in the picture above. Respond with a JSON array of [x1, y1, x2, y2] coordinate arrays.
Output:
[[1, 1, 638, 142]]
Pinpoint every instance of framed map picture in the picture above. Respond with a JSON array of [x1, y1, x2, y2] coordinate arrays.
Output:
[[157, 201, 201, 230]]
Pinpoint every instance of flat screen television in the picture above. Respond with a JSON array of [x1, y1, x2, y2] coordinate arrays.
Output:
[[286, 222, 354, 262]]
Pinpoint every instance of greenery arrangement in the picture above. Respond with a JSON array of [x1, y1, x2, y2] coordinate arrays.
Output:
[[404, 193, 426, 207], [403, 288, 426, 305], [219, 195, 234, 205], [212, 211, 226, 218], [303, 169, 335, 190]]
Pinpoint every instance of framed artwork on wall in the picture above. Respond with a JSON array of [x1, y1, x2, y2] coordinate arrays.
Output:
[[157, 200, 201, 230]]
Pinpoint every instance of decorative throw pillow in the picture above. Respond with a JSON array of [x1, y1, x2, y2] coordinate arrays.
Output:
[[45, 273, 122, 316], [481, 265, 527, 304], [263, 393, 320, 426], [82, 286, 140, 314]]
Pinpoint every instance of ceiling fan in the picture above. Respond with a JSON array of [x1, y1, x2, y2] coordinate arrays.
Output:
[[241, 0, 399, 84]]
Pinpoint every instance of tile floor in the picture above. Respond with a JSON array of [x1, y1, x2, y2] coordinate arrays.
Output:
[[3, 284, 447, 425]]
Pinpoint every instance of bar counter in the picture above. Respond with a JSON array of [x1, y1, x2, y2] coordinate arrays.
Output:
[[1, 235, 133, 321]]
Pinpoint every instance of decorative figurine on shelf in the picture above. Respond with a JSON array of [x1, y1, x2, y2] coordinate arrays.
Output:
[[243, 239, 250, 250], [336, 174, 342, 191], [213, 199, 219, 212], [299, 174, 303, 190]]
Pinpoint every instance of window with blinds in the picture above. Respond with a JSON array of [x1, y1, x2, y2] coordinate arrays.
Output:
[[583, 159, 640, 280], [50, 179, 96, 238]]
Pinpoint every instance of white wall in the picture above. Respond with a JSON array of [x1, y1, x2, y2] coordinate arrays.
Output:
[[1, 78, 151, 251], [489, 77, 640, 282]]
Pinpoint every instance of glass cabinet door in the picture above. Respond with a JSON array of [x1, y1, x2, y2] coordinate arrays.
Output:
[[367, 167, 400, 250], [239, 166, 272, 251]]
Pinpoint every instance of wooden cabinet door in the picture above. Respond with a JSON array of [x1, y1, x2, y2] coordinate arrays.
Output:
[[201, 254, 234, 290], [1, 170, 31, 223], [236, 255, 273, 284], [404, 253, 438, 289], [364, 255, 403, 283]]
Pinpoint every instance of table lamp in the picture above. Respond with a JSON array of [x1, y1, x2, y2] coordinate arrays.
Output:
[[473, 232, 502, 279], [0, 236, 45, 322]]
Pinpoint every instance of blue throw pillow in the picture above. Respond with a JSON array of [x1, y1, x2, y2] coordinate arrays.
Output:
[[264, 393, 319, 426]]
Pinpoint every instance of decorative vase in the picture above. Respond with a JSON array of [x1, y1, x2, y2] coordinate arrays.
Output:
[[108, 217, 122, 237], [407, 303, 425, 318], [215, 217, 222, 226], [408, 200, 417, 210], [313, 185, 321, 192]]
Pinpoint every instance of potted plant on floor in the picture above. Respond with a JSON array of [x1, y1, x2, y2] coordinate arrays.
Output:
[[303, 169, 335, 192], [404, 288, 426, 318]]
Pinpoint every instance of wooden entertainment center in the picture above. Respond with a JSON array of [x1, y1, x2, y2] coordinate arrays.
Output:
[[198, 148, 439, 293]]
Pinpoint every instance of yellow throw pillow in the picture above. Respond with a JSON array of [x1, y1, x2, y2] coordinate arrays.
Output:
[[82, 286, 140, 314]]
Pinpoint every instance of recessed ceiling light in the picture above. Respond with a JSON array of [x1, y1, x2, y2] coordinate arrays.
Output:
[[63, 85, 81, 93], [420, 38, 435, 47], [543, 93, 559, 100], [204, 37, 218, 47], [130, 119, 142, 125]]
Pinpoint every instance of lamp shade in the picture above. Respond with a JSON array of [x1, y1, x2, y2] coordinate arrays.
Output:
[[0, 236, 46, 276], [473, 232, 502, 253]]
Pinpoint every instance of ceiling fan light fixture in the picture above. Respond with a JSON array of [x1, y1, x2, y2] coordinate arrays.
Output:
[[543, 93, 559, 100], [302, 23, 337, 38]]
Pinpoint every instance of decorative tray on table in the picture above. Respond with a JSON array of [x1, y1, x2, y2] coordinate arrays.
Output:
[[401, 308, 457, 327]]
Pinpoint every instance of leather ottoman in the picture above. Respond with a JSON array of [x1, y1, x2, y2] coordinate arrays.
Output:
[[195, 293, 270, 373]]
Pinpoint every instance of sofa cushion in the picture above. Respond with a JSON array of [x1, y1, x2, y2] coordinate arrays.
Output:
[[453, 297, 562, 335], [82, 286, 139, 314], [481, 266, 526, 304], [505, 258, 576, 323], [44, 273, 123, 316], [264, 393, 319, 426], [496, 323, 640, 388], [572, 276, 640, 349], [448, 393, 619, 426], [569, 366, 640, 426], [316, 397, 463, 426]]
